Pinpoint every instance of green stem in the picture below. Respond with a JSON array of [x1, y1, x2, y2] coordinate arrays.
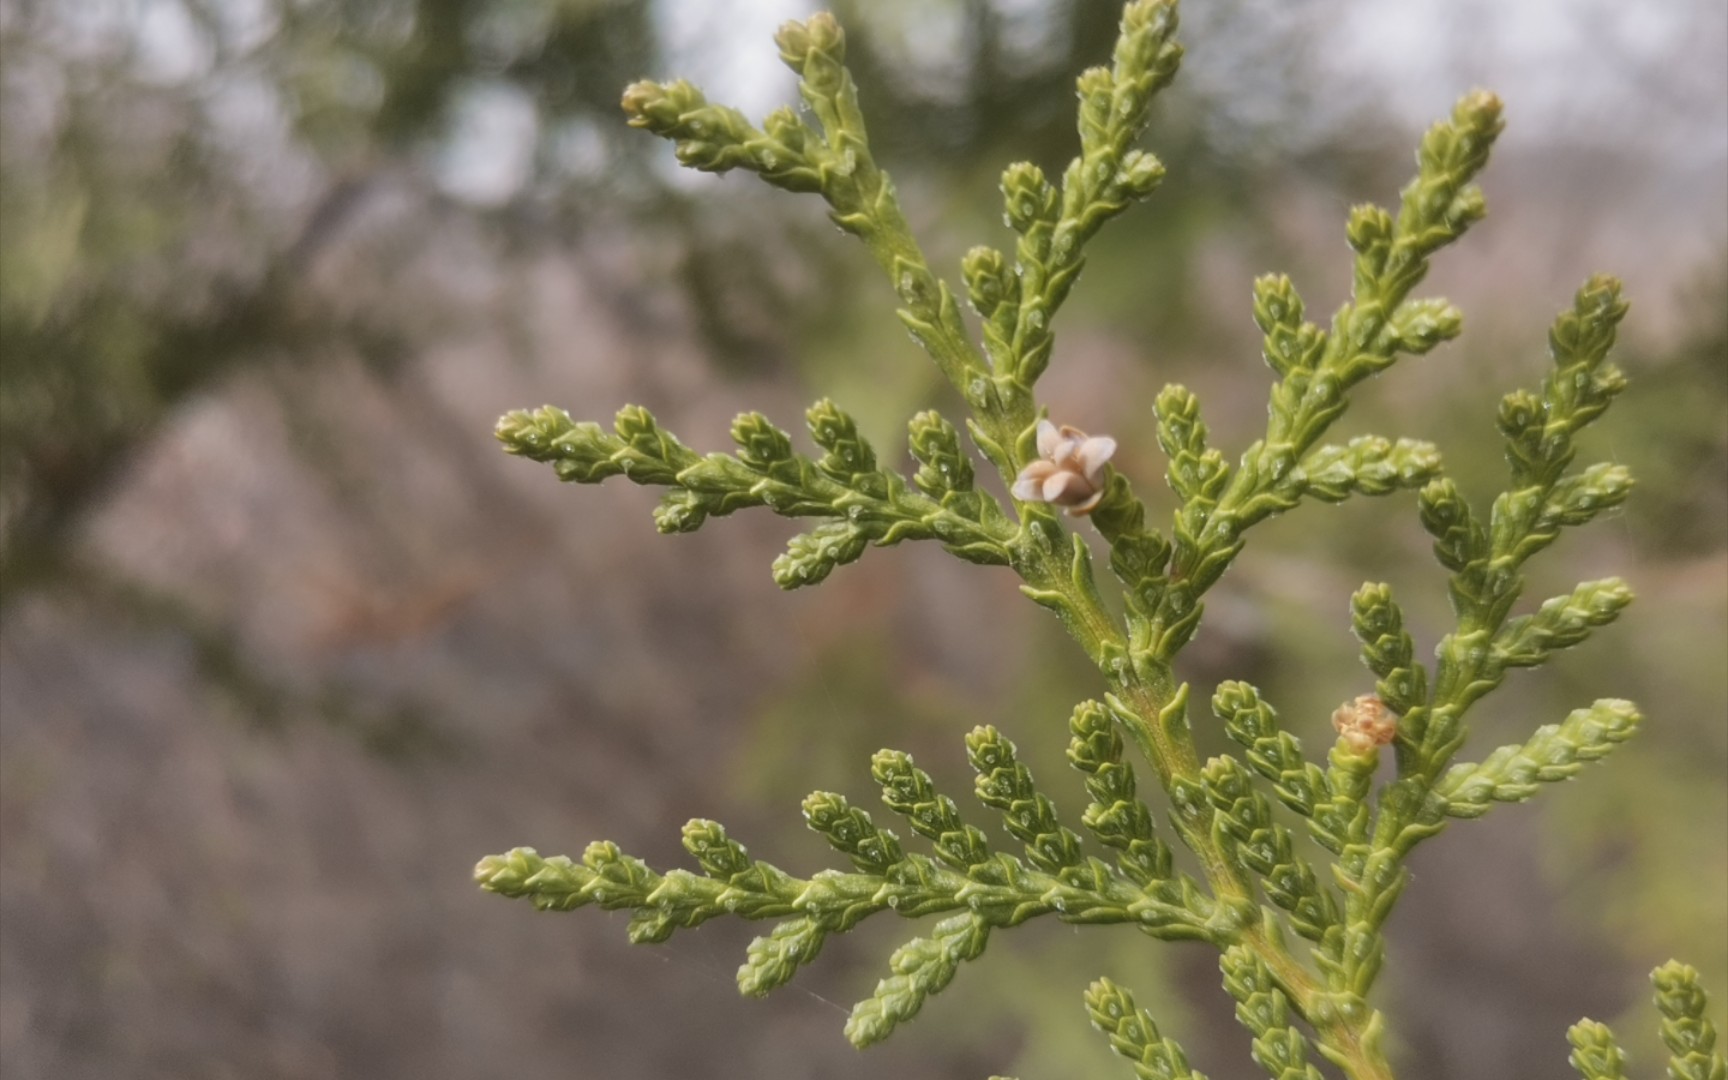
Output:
[[1016, 532, 1395, 1079], [836, 66, 1400, 1080]]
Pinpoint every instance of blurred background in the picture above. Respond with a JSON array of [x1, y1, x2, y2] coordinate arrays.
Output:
[[1, 1, 1723, 1077]]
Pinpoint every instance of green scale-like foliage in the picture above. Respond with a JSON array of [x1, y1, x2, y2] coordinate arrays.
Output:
[[477, 736, 1215, 1050], [497, 399, 1014, 586], [472, 2, 1714, 1077], [1566, 963, 1727, 1080]]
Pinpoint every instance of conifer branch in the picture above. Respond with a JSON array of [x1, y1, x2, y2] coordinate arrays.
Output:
[[472, 5, 1681, 1078], [1086, 977, 1208, 1080], [1654, 961, 1728, 1080], [1222, 946, 1338, 1080], [1312, 276, 1642, 1029], [1568, 964, 1727, 1080], [1567, 1020, 1630, 1080], [1436, 699, 1641, 817], [496, 401, 1013, 586]]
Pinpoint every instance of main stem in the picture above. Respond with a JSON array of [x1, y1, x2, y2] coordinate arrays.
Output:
[[850, 167, 1396, 1080], [1029, 548, 1396, 1080]]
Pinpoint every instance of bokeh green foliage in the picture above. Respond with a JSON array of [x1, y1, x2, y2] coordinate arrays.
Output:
[[0, 0, 664, 595]]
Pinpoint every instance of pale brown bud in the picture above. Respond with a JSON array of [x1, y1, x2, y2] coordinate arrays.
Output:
[[1332, 694, 1397, 755]]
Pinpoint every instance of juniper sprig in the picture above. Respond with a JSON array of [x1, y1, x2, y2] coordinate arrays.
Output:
[[473, 3, 1711, 1077]]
